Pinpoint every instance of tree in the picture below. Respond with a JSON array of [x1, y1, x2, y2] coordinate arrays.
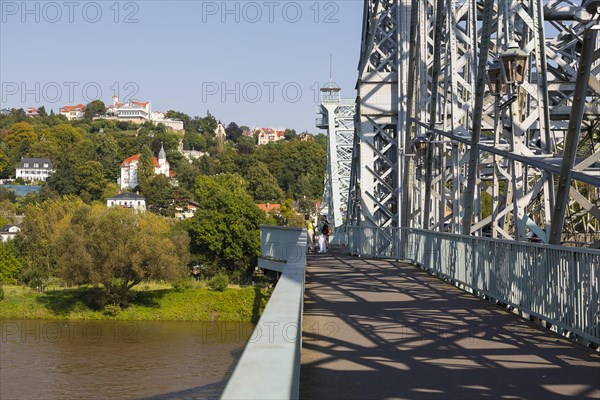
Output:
[[187, 174, 266, 274], [5, 122, 37, 154], [143, 174, 174, 216], [76, 161, 107, 201], [56, 206, 189, 306], [19, 197, 84, 286], [137, 145, 155, 190], [0, 242, 21, 284], [37, 106, 48, 117], [245, 162, 284, 202], [225, 122, 243, 142], [284, 128, 297, 141], [84, 100, 106, 119]]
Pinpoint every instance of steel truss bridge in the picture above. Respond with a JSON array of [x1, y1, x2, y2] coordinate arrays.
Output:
[[319, 0, 600, 248]]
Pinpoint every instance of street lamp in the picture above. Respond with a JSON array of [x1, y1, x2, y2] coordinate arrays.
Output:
[[499, 41, 529, 86], [486, 61, 503, 96], [413, 131, 432, 167]]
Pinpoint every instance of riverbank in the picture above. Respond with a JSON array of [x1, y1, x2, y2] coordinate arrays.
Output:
[[0, 283, 271, 322]]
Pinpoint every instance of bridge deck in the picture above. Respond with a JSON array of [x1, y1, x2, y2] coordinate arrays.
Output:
[[301, 249, 600, 400]]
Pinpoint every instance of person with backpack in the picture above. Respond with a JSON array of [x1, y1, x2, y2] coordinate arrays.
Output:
[[318, 215, 331, 253]]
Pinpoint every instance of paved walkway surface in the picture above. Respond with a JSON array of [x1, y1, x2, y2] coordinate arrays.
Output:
[[300, 248, 600, 400]]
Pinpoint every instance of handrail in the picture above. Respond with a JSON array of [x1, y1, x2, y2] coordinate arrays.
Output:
[[222, 226, 307, 400], [347, 226, 600, 346]]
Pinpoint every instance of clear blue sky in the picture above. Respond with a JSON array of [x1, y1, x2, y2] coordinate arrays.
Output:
[[0, 0, 363, 133]]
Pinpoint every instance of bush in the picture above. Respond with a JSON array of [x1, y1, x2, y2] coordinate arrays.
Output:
[[172, 277, 193, 292], [0, 286, 4, 301], [208, 273, 229, 292], [102, 304, 121, 317]]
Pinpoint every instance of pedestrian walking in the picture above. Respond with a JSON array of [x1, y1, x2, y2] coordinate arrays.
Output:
[[305, 215, 315, 253]]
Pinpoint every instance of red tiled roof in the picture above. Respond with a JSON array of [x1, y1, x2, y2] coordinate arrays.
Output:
[[256, 203, 281, 213], [121, 154, 160, 168], [132, 101, 149, 107], [59, 104, 86, 112]]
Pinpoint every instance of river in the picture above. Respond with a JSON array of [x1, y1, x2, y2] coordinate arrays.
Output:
[[0, 320, 254, 399]]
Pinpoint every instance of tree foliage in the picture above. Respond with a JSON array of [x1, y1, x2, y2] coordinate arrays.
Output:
[[245, 162, 284, 202], [56, 206, 189, 306], [19, 197, 84, 285], [187, 174, 266, 274], [137, 145, 155, 190], [0, 241, 22, 284]]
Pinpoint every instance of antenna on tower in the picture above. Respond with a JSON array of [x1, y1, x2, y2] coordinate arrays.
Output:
[[329, 54, 333, 83]]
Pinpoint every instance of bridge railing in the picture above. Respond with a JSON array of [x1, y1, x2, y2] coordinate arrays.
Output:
[[347, 227, 600, 346], [222, 225, 306, 400]]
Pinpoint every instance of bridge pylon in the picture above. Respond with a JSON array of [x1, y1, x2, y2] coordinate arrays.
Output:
[[317, 83, 355, 228]]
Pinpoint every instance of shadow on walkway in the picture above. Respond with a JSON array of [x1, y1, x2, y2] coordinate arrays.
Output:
[[301, 248, 600, 400]]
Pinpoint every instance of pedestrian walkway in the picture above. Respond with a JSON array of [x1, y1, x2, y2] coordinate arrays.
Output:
[[300, 248, 600, 399]]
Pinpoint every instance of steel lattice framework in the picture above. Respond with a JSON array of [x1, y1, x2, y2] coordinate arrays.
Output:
[[317, 85, 355, 227], [347, 0, 600, 247]]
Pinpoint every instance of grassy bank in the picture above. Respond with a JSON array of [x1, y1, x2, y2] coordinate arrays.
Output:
[[0, 283, 271, 322]]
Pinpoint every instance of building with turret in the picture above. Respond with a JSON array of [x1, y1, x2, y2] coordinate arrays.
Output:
[[118, 144, 171, 190]]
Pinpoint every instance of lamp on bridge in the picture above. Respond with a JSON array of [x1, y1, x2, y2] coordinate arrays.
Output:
[[499, 41, 529, 86], [413, 132, 431, 168], [486, 61, 503, 96]]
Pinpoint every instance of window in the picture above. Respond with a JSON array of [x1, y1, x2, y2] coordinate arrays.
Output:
[[43, 164, 48, 168], [23, 163, 29, 168], [34, 163, 39, 168]]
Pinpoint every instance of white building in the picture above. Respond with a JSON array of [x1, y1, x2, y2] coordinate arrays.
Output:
[[119, 144, 171, 190], [107, 193, 146, 212], [59, 104, 86, 121], [0, 225, 20, 242], [16, 158, 54, 182], [106, 96, 151, 122], [150, 112, 184, 131], [178, 140, 207, 163], [257, 128, 285, 145], [175, 201, 199, 220]]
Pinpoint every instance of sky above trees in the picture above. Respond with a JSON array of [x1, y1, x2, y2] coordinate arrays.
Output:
[[0, 1, 362, 133]]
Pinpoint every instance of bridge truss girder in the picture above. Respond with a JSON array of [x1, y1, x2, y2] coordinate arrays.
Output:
[[349, 0, 600, 247]]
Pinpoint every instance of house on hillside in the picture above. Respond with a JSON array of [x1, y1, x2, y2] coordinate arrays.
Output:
[[59, 104, 86, 121], [257, 128, 285, 145], [26, 107, 40, 118], [101, 96, 183, 130], [118, 144, 173, 190], [0, 224, 20, 242], [178, 140, 207, 163], [107, 193, 146, 212], [175, 200, 200, 220], [15, 158, 54, 182]]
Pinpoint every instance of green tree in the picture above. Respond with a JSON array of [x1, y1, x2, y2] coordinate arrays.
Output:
[[84, 100, 106, 119], [284, 128, 297, 141], [5, 122, 37, 154], [56, 206, 189, 306], [144, 174, 174, 216], [0, 241, 22, 284], [187, 174, 266, 274], [245, 162, 284, 202], [19, 197, 84, 286], [225, 122, 243, 142], [137, 145, 155, 190], [76, 161, 107, 201]]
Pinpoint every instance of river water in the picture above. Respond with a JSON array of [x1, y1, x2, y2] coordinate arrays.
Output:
[[0, 320, 254, 399]]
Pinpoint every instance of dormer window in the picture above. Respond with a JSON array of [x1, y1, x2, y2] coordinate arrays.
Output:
[[23, 163, 29, 168], [34, 163, 39, 168]]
